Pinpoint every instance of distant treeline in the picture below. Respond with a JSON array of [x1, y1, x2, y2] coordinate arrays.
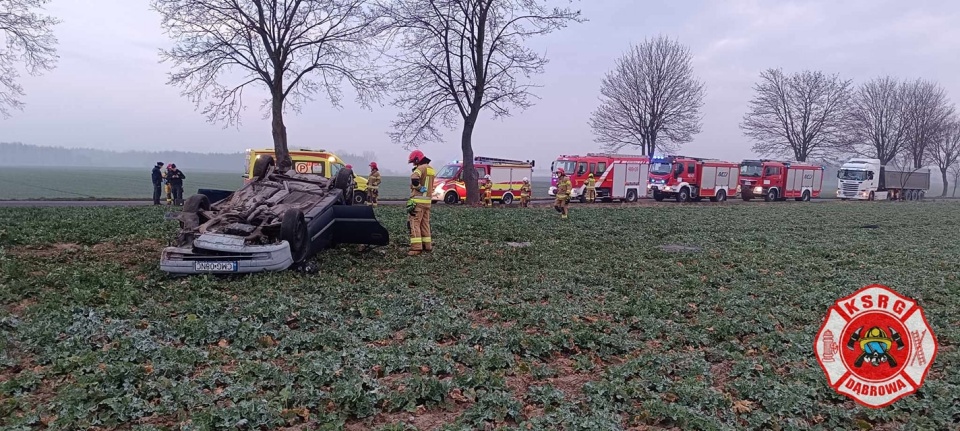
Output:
[[0, 143, 406, 175]]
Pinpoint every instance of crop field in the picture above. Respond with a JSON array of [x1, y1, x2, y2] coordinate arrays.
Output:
[[0, 167, 552, 201], [1, 202, 959, 430]]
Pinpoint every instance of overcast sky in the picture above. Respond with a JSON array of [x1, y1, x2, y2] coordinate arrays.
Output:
[[3, 0, 959, 173]]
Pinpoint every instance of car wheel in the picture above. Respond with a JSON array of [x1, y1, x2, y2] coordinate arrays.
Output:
[[179, 194, 210, 230], [281, 208, 310, 264], [253, 155, 275, 180], [333, 168, 354, 203], [502, 193, 514, 205], [444, 192, 459, 205], [626, 189, 638, 203], [352, 191, 367, 205]]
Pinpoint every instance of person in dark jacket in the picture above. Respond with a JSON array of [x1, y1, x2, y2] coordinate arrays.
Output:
[[167, 164, 186, 206], [151, 162, 164, 205]]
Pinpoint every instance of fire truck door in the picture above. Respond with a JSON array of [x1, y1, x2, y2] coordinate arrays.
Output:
[[702, 166, 717, 193], [613, 163, 626, 198], [812, 169, 823, 193]]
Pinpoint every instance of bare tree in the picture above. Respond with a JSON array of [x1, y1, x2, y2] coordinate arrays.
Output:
[[902, 78, 954, 169], [927, 119, 960, 197], [373, 0, 583, 204], [151, 0, 386, 171], [844, 76, 911, 191], [588, 35, 704, 157], [0, 0, 59, 118], [739, 68, 851, 162]]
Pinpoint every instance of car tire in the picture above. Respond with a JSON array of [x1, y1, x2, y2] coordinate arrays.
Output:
[[502, 193, 514, 205], [333, 168, 354, 204], [352, 191, 367, 205], [444, 192, 459, 205], [183, 194, 210, 213], [281, 208, 310, 264], [253, 155, 275, 180]]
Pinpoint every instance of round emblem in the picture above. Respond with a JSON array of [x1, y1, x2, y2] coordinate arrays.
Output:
[[295, 162, 309, 173], [814, 284, 938, 408]]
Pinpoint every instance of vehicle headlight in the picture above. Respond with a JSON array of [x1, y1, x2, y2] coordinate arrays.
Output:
[[753, 187, 762, 194], [663, 186, 672, 191]]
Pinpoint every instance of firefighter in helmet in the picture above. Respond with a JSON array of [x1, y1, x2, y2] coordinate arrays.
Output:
[[367, 162, 381, 207], [407, 150, 435, 256], [555, 168, 572, 219], [520, 177, 532, 207], [482, 174, 493, 207], [585, 173, 597, 203], [164, 164, 174, 205]]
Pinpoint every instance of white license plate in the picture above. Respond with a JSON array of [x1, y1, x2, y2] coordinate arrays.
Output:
[[194, 261, 238, 272]]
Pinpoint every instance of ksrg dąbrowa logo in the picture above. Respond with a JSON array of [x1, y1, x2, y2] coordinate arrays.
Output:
[[814, 284, 938, 408]]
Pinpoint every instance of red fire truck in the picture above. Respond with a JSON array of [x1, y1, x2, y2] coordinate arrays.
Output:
[[548, 153, 650, 202], [432, 156, 535, 205], [737, 159, 824, 202], [647, 155, 740, 202]]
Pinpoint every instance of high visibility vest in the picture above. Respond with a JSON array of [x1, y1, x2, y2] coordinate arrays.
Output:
[[586, 178, 596, 189], [410, 164, 435, 204], [557, 177, 572, 197]]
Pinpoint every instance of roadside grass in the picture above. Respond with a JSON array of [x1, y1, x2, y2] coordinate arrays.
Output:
[[1, 202, 959, 430], [0, 167, 552, 201]]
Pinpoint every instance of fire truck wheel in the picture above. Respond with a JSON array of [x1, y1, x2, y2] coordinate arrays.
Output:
[[677, 188, 690, 202], [653, 192, 664, 202], [742, 196, 752, 202], [765, 189, 778, 202], [715, 189, 727, 202], [444, 192, 459, 205], [625, 189, 638, 203], [502, 193, 514, 205], [578, 194, 586, 204], [868, 191, 875, 201]]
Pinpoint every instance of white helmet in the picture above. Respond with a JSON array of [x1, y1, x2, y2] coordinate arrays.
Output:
[[484, 175, 490, 179], [523, 177, 529, 182]]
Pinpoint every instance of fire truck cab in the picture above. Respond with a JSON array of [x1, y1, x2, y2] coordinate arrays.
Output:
[[548, 153, 650, 203], [432, 156, 535, 205], [738, 159, 824, 202], [243, 148, 370, 205], [647, 156, 739, 202]]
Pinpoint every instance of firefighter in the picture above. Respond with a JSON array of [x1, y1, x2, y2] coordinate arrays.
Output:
[[367, 162, 381, 208], [482, 175, 493, 207], [555, 168, 572, 219], [407, 150, 435, 256], [520, 177, 532, 207], [164, 164, 174, 205], [585, 173, 597, 203]]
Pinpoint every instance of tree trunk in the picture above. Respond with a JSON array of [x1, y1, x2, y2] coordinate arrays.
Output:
[[271, 92, 291, 172], [940, 168, 949, 197], [461, 118, 479, 205]]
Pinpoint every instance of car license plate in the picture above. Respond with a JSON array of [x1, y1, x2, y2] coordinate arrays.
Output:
[[194, 261, 238, 272]]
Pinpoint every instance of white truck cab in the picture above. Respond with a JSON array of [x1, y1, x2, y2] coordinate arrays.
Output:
[[837, 158, 930, 201]]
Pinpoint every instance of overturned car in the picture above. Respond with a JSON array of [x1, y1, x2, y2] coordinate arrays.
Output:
[[160, 156, 389, 274]]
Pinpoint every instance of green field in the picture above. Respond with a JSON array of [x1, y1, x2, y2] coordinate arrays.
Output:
[[0, 167, 553, 201], [1, 203, 958, 430]]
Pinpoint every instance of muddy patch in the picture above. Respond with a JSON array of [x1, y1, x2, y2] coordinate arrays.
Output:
[[9, 239, 163, 269]]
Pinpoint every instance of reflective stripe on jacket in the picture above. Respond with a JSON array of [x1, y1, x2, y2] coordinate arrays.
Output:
[[410, 164, 435, 204]]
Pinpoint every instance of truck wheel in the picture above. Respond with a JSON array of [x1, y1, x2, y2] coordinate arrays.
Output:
[[578, 193, 586, 204], [253, 155, 275, 180], [765, 189, 778, 202], [444, 192, 459, 205], [742, 196, 752, 202], [653, 191, 664, 202], [715, 189, 727, 202], [677, 188, 690, 203], [625, 189, 638, 203], [868, 191, 875, 201], [801, 190, 811, 202], [352, 191, 367, 205], [502, 193, 514, 205], [919, 190, 925, 201], [281, 208, 310, 264]]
